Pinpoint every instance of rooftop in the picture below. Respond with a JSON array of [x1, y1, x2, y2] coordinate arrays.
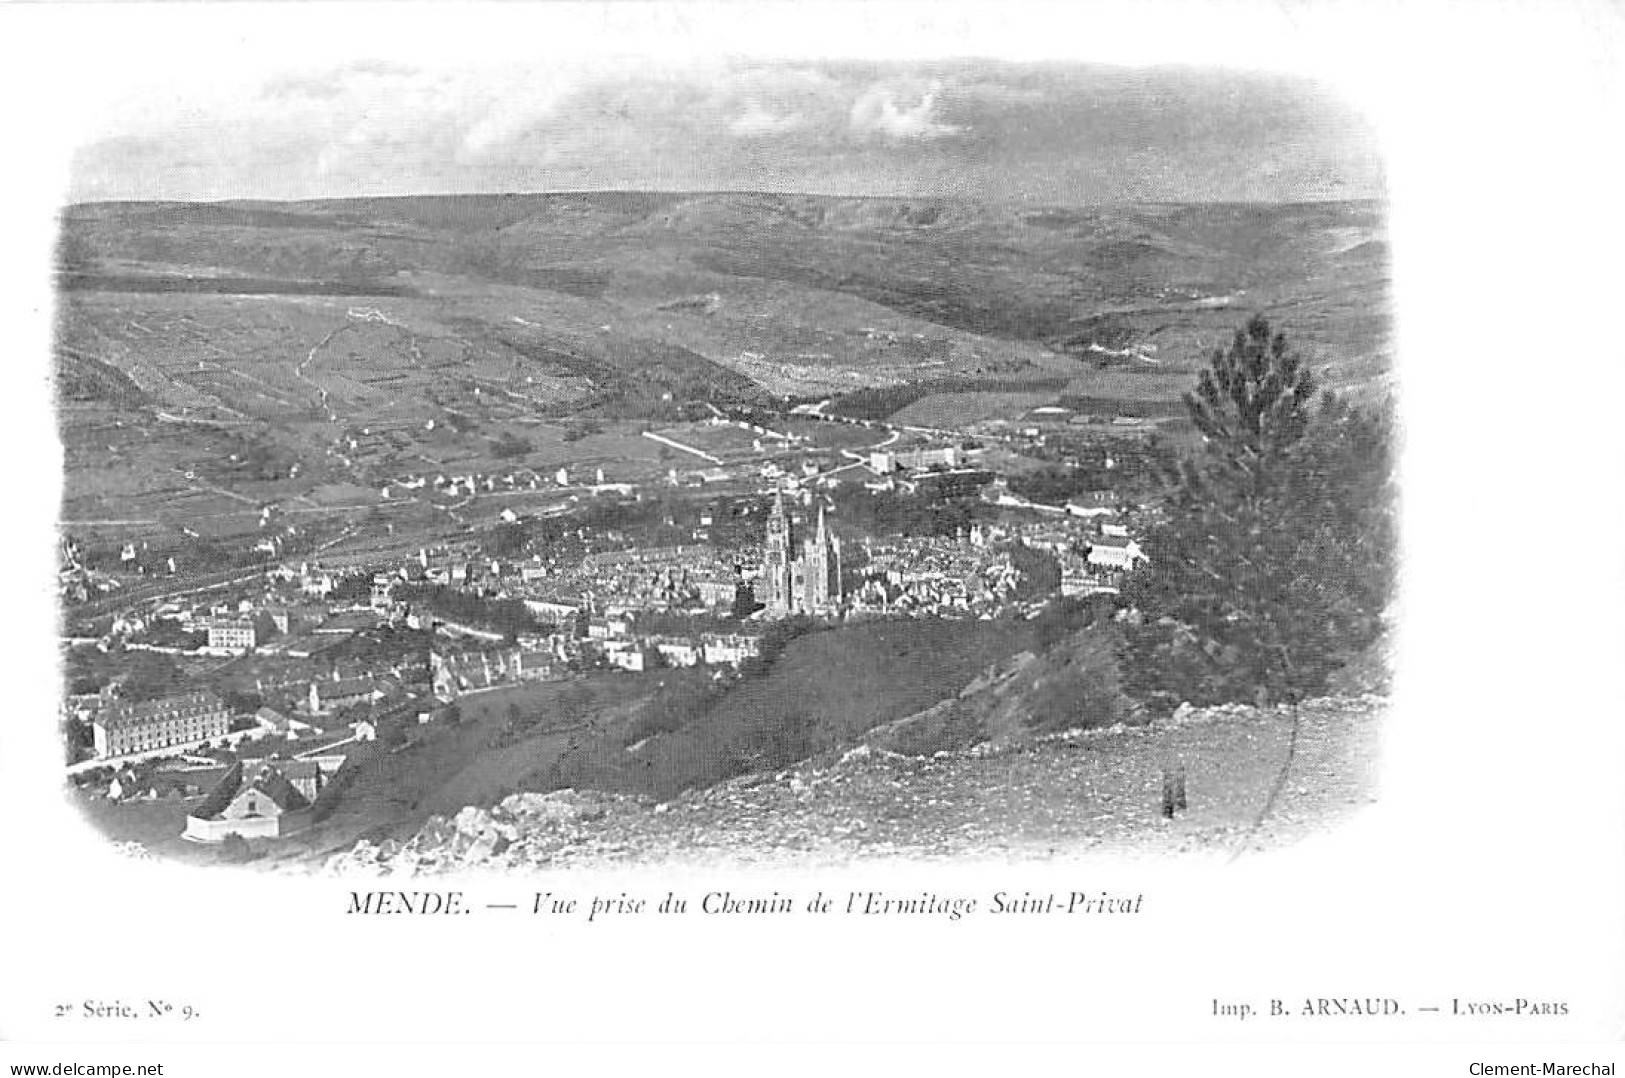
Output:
[[97, 689, 226, 729]]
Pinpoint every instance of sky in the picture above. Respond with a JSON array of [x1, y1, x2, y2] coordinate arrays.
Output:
[[66, 57, 1383, 206]]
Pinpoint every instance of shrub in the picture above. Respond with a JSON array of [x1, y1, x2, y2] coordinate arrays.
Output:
[[218, 832, 254, 864], [621, 677, 720, 746], [1021, 628, 1126, 734], [732, 706, 816, 773]]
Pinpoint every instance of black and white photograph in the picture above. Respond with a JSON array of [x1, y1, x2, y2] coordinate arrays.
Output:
[[52, 44, 1394, 873], [1, 2, 1622, 1072]]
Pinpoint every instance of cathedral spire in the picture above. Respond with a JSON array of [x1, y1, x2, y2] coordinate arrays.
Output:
[[762, 480, 794, 616]]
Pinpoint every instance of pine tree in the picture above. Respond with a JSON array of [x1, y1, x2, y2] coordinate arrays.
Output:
[[1185, 313, 1317, 481], [1122, 317, 1395, 711]]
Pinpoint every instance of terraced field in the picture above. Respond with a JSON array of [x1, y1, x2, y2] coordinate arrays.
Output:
[[56, 191, 1390, 573]]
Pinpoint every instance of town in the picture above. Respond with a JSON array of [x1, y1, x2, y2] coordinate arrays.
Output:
[[59, 393, 1168, 856]]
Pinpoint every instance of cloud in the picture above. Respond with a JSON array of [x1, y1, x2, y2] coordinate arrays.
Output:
[[460, 103, 544, 160], [450, 63, 734, 164], [260, 60, 420, 102], [347, 59, 419, 79], [727, 103, 806, 138], [66, 59, 1383, 204], [453, 70, 585, 162], [261, 73, 350, 101], [848, 80, 960, 141]]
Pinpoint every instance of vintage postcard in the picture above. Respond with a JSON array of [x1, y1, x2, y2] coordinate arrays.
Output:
[[1, 1, 1621, 1073]]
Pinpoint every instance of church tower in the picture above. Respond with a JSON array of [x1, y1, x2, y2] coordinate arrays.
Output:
[[761, 486, 794, 616], [806, 505, 831, 614], [796, 504, 844, 616], [831, 531, 843, 607]]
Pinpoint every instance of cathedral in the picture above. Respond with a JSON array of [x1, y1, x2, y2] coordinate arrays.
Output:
[[760, 487, 843, 617]]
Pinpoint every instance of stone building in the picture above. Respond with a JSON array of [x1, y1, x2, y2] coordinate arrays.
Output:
[[92, 689, 231, 759], [183, 757, 344, 843], [203, 617, 259, 652], [760, 488, 843, 617]]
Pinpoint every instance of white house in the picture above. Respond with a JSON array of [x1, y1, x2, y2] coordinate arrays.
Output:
[[1085, 536, 1148, 571]]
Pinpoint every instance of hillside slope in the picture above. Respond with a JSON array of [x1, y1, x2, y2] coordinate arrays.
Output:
[[322, 693, 1385, 873]]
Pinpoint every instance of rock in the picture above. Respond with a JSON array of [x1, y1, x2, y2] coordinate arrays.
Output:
[[462, 831, 506, 864], [494, 790, 632, 836], [453, 806, 490, 837], [413, 815, 454, 849], [453, 805, 518, 843]]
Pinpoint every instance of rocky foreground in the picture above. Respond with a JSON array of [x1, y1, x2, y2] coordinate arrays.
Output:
[[321, 694, 1386, 874]]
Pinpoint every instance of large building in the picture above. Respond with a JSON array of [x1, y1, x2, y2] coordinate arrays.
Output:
[[1084, 535, 1148, 572], [203, 616, 259, 652], [760, 489, 843, 617], [869, 445, 963, 475], [92, 689, 231, 758]]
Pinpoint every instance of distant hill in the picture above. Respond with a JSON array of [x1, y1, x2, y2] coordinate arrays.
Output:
[[60, 190, 1390, 402]]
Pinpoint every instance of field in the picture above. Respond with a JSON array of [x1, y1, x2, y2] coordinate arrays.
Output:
[[888, 391, 1062, 429], [772, 417, 882, 450], [56, 193, 1390, 569]]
